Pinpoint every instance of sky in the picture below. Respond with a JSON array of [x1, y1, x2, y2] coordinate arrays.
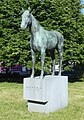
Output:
[[81, 0, 84, 14]]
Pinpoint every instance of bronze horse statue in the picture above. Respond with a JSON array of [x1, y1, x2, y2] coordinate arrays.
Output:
[[21, 9, 64, 79]]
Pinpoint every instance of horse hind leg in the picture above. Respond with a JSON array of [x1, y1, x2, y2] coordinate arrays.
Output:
[[58, 50, 62, 76], [50, 49, 55, 76], [58, 36, 64, 76]]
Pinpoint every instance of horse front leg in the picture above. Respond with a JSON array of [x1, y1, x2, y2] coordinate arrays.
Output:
[[40, 49, 45, 79], [31, 49, 35, 78]]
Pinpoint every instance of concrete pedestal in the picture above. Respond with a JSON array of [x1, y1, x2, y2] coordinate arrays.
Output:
[[23, 76, 68, 113]]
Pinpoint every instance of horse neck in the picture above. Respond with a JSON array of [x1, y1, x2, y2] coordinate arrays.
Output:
[[30, 14, 40, 32]]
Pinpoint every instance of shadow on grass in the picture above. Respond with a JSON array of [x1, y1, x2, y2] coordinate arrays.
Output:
[[0, 66, 84, 83], [0, 73, 29, 83], [62, 66, 84, 83]]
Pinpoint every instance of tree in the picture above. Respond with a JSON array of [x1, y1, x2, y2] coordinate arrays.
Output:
[[0, 0, 31, 67], [0, 0, 84, 72]]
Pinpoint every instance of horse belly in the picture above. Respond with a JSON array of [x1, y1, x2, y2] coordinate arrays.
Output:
[[32, 41, 41, 51], [47, 36, 57, 50], [32, 33, 46, 51]]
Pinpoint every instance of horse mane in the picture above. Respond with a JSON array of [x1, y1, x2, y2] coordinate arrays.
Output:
[[30, 13, 44, 32]]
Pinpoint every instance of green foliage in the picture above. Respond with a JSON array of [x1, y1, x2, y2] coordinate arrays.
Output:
[[0, 0, 31, 67], [0, 0, 84, 71]]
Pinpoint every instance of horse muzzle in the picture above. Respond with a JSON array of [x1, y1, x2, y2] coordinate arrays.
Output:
[[20, 25, 26, 30]]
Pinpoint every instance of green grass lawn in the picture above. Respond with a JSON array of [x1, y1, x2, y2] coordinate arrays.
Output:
[[0, 81, 84, 120]]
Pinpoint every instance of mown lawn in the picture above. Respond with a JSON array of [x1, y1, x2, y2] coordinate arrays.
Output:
[[0, 81, 84, 120]]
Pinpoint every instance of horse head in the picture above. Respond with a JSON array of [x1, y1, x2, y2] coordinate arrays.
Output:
[[21, 7, 31, 29]]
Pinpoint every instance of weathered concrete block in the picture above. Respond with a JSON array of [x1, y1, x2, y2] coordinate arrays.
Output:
[[23, 76, 68, 113]]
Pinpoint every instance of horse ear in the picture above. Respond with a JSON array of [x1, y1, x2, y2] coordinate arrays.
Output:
[[28, 7, 31, 12], [22, 8, 25, 12]]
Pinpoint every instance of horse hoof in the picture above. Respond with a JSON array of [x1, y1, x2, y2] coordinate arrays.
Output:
[[30, 75, 34, 78], [58, 73, 61, 76], [52, 73, 55, 76], [40, 75, 44, 79]]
